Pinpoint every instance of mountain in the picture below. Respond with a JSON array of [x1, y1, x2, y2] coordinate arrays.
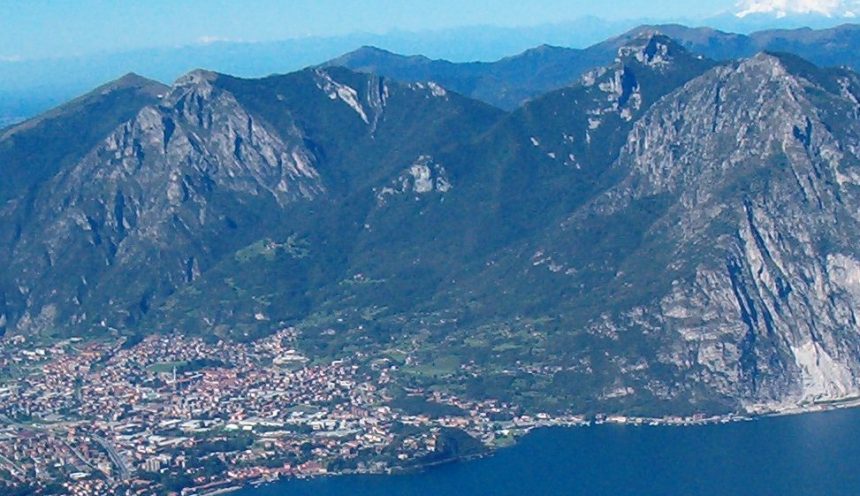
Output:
[[4, 32, 860, 417], [4, 23, 859, 125], [328, 35, 724, 414], [599, 51, 860, 408], [616, 23, 860, 70], [152, 34, 715, 345], [456, 51, 860, 411], [418, 34, 717, 259], [322, 44, 613, 110], [711, 0, 860, 31], [0, 66, 503, 340], [323, 23, 860, 110], [0, 18, 649, 127], [0, 73, 168, 204]]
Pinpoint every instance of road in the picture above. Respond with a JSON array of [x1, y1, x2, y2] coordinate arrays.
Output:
[[0, 452, 26, 481], [93, 435, 132, 481]]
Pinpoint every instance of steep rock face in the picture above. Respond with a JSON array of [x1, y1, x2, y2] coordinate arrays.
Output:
[[375, 155, 452, 205], [514, 34, 716, 173], [162, 70, 325, 203], [545, 53, 860, 407], [311, 68, 388, 130], [0, 66, 506, 338], [411, 35, 718, 285], [4, 70, 325, 335], [0, 73, 168, 205]]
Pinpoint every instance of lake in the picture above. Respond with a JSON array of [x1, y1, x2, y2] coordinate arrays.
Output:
[[238, 407, 860, 495]]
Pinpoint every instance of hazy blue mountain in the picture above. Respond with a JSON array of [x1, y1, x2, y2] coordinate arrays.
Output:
[[322, 44, 614, 110], [615, 23, 860, 69], [323, 23, 860, 109], [0, 18, 644, 126], [5, 20, 859, 125]]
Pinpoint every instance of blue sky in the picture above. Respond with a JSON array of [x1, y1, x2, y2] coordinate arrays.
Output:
[[2, 0, 859, 60]]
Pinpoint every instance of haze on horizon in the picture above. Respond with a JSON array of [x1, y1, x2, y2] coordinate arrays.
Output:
[[2, 0, 859, 61]]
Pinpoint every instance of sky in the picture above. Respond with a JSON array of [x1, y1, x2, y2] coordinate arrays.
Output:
[[1, 0, 859, 61]]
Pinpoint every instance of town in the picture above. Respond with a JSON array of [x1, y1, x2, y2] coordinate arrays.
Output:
[[0, 329, 585, 496]]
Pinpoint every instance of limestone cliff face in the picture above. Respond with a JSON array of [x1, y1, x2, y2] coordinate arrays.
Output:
[[0, 66, 503, 338], [5, 70, 326, 333], [516, 34, 715, 173], [551, 53, 860, 408]]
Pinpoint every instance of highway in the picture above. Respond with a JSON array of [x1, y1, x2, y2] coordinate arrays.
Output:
[[93, 435, 131, 481], [0, 452, 25, 482]]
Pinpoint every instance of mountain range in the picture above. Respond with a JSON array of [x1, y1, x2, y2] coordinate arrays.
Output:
[[3, 20, 860, 124], [3, 26, 860, 417], [327, 23, 860, 109]]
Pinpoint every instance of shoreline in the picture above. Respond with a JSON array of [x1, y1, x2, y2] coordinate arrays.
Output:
[[214, 396, 860, 495], [198, 487, 243, 496]]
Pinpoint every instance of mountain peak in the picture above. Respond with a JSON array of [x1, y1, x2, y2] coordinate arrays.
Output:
[[116, 71, 146, 82], [518, 43, 569, 56], [109, 72, 158, 88], [354, 45, 397, 56], [737, 50, 820, 80], [735, 0, 859, 18], [325, 46, 432, 69], [335, 45, 401, 61], [615, 33, 693, 69], [92, 72, 167, 96], [173, 68, 220, 87], [2, 73, 167, 141], [747, 50, 790, 66]]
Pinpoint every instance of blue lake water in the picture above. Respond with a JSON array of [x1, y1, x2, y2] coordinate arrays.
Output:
[[238, 408, 860, 496]]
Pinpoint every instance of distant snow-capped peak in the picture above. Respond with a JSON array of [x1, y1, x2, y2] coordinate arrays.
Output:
[[735, 0, 859, 18]]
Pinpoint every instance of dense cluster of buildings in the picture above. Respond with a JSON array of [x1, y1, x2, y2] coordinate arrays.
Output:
[[0, 330, 554, 495]]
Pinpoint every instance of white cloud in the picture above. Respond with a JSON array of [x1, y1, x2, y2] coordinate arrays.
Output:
[[196, 35, 233, 45], [736, 0, 860, 17]]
